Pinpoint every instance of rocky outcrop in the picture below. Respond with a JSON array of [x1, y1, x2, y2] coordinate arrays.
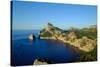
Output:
[[33, 59, 48, 65], [28, 34, 36, 41], [40, 23, 97, 52], [64, 35, 96, 52], [40, 23, 62, 40]]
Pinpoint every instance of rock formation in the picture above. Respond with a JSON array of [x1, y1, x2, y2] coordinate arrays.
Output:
[[33, 59, 48, 65], [28, 34, 36, 41], [39, 23, 97, 52]]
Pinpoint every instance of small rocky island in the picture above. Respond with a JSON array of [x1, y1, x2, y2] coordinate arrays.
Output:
[[28, 34, 36, 41], [39, 23, 96, 52]]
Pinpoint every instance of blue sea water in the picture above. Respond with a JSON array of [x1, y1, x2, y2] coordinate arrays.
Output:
[[12, 30, 80, 66]]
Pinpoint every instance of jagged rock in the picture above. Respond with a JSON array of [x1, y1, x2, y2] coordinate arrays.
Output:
[[33, 59, 48, 65], [39, 23, 96, 52], [79, 36, 96, 52], [28, 34, 36, 41], [67, 31, 77, 42], [40, 23, 62, 39]]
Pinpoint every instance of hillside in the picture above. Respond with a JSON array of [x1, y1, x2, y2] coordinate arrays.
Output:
[[39, 23, 97, 52]]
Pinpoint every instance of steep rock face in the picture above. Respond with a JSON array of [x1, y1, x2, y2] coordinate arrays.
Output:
[[40, 23, 62, 40], [40, 23, 96, 52]]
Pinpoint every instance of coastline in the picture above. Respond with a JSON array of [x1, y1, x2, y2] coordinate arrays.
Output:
[[39, 36, 96, 52], [40, 37, 97, 62]]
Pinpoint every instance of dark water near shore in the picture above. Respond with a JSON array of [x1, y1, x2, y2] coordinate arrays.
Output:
[[11, 30, 80, 66]]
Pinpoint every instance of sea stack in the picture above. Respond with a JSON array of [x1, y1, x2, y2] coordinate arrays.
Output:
[[28, 34, 36, 41]]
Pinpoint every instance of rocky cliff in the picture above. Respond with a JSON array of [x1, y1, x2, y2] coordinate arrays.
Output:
[[40, 23, 97, 52]]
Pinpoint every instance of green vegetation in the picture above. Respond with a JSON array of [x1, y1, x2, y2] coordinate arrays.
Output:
[[70, 26, 97, 61], [40, 23, 97, 61], [41, 31, 52, 37], [54, 27, 62, 31], [67, 26, 97, 40], [75, 30, 96, 40], [79, 45, 97, 61]]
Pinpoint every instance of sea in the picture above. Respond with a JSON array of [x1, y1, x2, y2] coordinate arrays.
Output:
[[11, 30, 80, 66]]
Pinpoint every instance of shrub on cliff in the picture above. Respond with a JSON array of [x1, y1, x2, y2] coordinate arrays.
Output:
[[79, 46, 97, 61], [40, 31, 52, 37]]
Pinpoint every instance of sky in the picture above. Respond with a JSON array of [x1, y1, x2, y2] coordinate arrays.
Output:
[[12, 1, 97, 30]]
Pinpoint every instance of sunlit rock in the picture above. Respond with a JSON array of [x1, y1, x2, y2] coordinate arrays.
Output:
[[33, 59, 48, 65], [28, 34, 36, 41], [39, 23, 96, 52]]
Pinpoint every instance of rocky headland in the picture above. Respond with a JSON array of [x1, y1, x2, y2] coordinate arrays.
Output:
[[39, 23, 97, 52]]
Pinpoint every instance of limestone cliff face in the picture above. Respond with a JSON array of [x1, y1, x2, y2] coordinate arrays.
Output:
[[40, 23, 96, 52], [40, 23, 62, 40]]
